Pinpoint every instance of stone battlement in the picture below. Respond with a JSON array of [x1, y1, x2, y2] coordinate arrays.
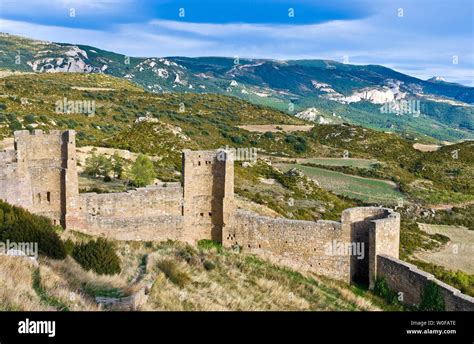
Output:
[[2, 130, 472, 310], [1, 130, 399, 286]]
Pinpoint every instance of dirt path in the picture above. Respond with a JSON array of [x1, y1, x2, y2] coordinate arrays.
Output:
[[428, 200, 474, 210]]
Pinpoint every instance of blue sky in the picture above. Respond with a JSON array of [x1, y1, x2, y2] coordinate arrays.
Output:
[[0, 0, 473, 85]]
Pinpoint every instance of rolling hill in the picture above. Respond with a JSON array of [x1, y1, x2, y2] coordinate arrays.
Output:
[[1, 33, 473, 142]]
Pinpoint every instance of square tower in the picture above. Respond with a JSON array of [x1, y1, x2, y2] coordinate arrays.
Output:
[[11, 130, 79, 227], [182, 149, 234, 243]]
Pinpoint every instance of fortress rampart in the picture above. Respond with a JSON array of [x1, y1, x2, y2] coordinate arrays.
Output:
[[377, 255, 474, 311], [1, 130, 473, 310]]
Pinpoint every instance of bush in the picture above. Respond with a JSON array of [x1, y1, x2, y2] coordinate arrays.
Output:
[[72, 238, 121, 275], [263, 131, 274, 139], [203, 260, 215, 271], [156, 259, 190, 287], [419, 281, 445, 311], [197, 239, 222, 253], [0, 200, 66, 259], [24, 114, 36, 124], [231, 136, 245, 144], [176, 245, 197, 264], [63, 239, 75, 256], [373, 277, 399, 304]]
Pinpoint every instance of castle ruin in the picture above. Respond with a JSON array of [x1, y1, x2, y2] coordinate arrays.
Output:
[[1, 130, 473, 310]]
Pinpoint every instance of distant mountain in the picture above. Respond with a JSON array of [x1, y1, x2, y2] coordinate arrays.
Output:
[[0, 33, 473, 142]]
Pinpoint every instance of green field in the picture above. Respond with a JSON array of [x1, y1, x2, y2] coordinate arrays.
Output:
[[297, 158, 378, 169], [277, 163, 405, 205]]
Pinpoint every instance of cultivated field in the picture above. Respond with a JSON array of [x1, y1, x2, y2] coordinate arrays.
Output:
[[296, 157, 378, 169], [276, 163, 404, 205], [415, 223, 474, 274]]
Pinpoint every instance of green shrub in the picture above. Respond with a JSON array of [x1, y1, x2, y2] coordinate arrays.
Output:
[[231, 136, 245, 144], [263, 131, 274, 139], [0, 200, 66, 259], [24, 114, 36, 124], [176, 245, 197, 264], [373, 277, 399, 304], [72, 238, 121, 275], [419, 281, 445, 311], [63, 239, 75, 256], [197, 239, 222, 253], [203, 260, 215, 271], [156, 259, 190, 287]]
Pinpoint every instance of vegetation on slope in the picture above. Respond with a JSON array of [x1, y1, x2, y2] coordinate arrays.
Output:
[[0, 200, 66, 259]]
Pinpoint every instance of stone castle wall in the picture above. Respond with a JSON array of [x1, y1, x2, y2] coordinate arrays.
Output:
[[71, 184, 184, 241], [224, 210, 350, 281], [6, 129, 473, 311], [377, 255, 474, 311]]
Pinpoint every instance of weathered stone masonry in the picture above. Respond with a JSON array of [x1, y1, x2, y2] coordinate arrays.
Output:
[[1, 130, 473, 310]]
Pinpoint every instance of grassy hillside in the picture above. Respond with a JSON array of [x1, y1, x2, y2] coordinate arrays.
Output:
[[0, 231, 398, 311]]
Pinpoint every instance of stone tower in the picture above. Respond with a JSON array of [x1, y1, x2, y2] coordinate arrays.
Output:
[[341, 207, 400, 288], [0, 130, 79, 227], [182, 149, 234, 243]]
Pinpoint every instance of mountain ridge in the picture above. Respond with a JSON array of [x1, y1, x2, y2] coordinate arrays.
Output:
[[0, 33, 473, 142]]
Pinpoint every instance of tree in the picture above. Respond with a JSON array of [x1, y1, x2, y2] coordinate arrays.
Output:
[[111, 151, 126, 179], [130, 154, 156, 187], [84, 153, 113, 178]]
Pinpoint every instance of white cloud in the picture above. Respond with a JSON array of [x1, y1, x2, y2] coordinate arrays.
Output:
[[0, 11, 472, 85]]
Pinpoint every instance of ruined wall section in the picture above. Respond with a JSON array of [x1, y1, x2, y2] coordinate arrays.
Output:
[[69, 183, 184, 241], [377, 255, 474, 311], [225, 210, 350, 282]]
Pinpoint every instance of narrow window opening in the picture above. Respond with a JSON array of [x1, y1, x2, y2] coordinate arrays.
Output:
[[47, 192, 51, 203]]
